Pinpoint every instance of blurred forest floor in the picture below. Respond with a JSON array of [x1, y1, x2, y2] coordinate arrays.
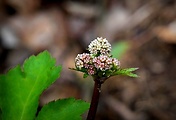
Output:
[[0, 0, 176, 120]]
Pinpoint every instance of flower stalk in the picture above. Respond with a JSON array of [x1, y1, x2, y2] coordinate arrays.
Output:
[[86, 79, 101, 120]]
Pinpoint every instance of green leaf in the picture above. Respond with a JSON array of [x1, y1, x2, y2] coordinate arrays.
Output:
[[0, 51, 62, 120], [36, 98, 90, 120], [112, 68, 138, 78], [123, 68, 139, 72], [69, 68, 89, 78], [111, 41, 129, 59], [83, 73, 89, 78]]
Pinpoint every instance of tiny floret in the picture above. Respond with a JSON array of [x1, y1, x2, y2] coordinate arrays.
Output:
[[112, 58, 120, 68]]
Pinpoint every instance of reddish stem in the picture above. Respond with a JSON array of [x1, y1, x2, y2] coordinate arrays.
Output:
[[87, 79, 102, 120]]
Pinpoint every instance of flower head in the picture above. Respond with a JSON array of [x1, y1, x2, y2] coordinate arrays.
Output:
[[75, 53, 92, 70], [74, 37, 121, 77], [93, 55, 113, 71], [72, 37, 138, 79], [88, 37, 111, 56]]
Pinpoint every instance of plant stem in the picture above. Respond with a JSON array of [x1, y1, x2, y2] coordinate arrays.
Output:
[[87, 78, 102, 120]]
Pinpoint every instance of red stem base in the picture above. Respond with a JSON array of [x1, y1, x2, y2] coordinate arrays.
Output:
[[86, 80, 102, 120]]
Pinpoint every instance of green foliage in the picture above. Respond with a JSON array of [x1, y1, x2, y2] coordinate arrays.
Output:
[[0, 51, 89, 120], [112, 68, 139, 78], [111, 41, 129, 59], [36, 98, 90, 120], [0, 51, 61, 120], [83, 73, 89, 78], [111, 41, 138, 78]]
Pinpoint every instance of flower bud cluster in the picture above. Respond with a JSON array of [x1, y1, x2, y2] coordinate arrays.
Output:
[[93, 55, 120, 71], [75, 37, 120, 77], [75, 53, 96, 75], [88, 37, 111, 55]]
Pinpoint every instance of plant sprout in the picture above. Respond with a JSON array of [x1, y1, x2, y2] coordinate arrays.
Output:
[[71, 37, 138, 120]]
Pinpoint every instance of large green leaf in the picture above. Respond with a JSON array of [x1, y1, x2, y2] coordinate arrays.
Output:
[[0, 51, 62, 120], [36, 98, 90, 120]]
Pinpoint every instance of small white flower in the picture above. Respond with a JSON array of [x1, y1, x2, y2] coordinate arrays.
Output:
[[112, 58, 120, 67], [88, 37, 111, 55], [75, 60, 84, 69]]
